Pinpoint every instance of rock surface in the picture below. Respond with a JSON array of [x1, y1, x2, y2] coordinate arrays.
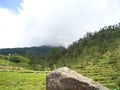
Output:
[[46, 67, 109, 90]]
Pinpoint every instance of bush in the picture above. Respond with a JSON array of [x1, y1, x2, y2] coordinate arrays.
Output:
[[44, 67, 50, 71], [0, 54, 7, 59], [34, 64, 42, 71], [9, 55, 20, 63], [9, 55, 29, 63]]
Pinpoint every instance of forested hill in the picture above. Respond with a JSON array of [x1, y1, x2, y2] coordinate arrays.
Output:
[[0, 46, 53, 57], [46, 23, 120, 88], [48, 23, 120, 66], [65, 23, 120, 58]]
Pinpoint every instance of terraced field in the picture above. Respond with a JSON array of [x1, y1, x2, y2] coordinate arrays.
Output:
[[74, 66, 120, 90], [0, 65, 119, 90]]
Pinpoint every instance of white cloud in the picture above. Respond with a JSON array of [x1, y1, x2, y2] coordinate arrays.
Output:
[[0, 0, 120, 48], [0, 8, 24, 48]]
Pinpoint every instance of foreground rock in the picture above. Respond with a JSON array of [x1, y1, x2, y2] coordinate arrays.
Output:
[[46, 67, 109, 90]]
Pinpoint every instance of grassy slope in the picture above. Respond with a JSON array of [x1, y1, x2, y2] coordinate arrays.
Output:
[[63, 47, 120, 89], [55, 25, 120, 89], [57, 57, 120, 89], [0, 57, 33, 70]]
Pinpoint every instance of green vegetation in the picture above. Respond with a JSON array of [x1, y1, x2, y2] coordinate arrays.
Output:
[[9, 55, 29, 63], [0, 55, 32, 70], [0, 55, 48, 90], [0, 46, 53, 71], [0, 71, 46, 90], [0, 46, 52, 57]]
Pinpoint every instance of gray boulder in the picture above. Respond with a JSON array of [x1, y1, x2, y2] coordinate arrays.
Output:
[[46, 67, 109, 90]]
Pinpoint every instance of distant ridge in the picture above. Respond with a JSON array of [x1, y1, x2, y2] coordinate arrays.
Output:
[[0, 46, 53, 57]]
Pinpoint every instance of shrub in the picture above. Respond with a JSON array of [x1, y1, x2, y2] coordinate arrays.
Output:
[[9, 55, 29, 63]]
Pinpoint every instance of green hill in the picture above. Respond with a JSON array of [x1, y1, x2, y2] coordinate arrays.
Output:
[[0, 46, 54, 71], [46, 23, 120, 89], [0, 54, 33, 70]]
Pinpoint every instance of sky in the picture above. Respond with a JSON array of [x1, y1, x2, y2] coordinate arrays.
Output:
[[0, 0, 120, 48]]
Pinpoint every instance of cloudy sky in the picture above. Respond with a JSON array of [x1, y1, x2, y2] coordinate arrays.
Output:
[[0, 0, 120, 48]]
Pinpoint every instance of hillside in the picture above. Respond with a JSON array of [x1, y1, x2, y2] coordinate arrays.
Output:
[[0, 54, 33, 70], [46, 23, 120, 89], [0, 46, 54, 70]]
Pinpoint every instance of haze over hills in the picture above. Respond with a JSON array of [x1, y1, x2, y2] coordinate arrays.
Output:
[[0, 23, 120, 89]]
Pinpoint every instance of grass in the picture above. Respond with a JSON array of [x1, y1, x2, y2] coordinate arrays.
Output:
[[72, 65, 120, 90], [0, 58, 33, 70], [0, 58, 119, 90], [58, 55, 120, 90], [0, 57, 47, 90], [0, 68, 120, 90], [0, 71, 46, 90]]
